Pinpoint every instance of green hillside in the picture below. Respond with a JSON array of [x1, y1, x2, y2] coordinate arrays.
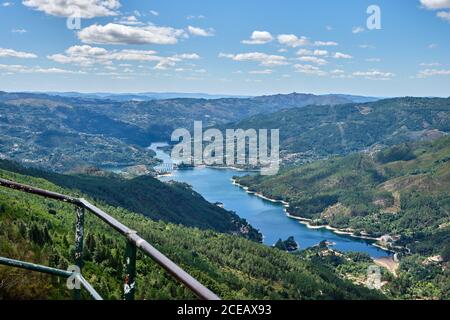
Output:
[[0, 160, 260, 239], [0, 92, 373, 171], [230, 97, 450, 164], [0, 165, 382, 300], [236, 137, 450, 255]]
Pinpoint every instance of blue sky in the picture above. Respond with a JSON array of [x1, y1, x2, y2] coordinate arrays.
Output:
[[0, 0, 449, 97]]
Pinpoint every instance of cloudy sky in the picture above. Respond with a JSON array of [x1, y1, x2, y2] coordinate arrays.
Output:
[[0, 0, 449, 96]]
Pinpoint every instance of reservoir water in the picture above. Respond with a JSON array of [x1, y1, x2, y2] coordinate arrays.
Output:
[[150, 143, 390, 258]]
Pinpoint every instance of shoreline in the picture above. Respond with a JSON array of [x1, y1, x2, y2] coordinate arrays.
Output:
[[231, 178, 396, 255]]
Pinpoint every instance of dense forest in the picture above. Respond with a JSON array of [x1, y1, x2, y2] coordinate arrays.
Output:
[[0, 160, 260, 240], [228, 97, 450, 164], [236, 137, 450, 299], [0, 164, 382, 300], [0, 92, 373, 171]]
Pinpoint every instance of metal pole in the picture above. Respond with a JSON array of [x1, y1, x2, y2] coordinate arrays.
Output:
[[74, 206, 85, 300], [124, 240, 137, 300], [0, 256, 103, 300]]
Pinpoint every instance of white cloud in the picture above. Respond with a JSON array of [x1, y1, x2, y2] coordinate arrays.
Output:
[[116, 15, 143, 26], [187, 15, 205, 20], [2, 2, 13, 7], [437, 10, 450, 21], [420, 0, 450, 9], [242, 31, 273, 45], [298, 56, 328, 65], [12, 28, 27, 33], [297, 49, 312, 56], [326, 25, 333, 31], [187, 25, 214, 37], [0, 64, 84, 74], [150, 10, 159, 16], [359, 44, 375, 49], [78, 23, 186, 45], [352, 26, 365, 34], [314, 41, 338, 46], [277, 34, 310, 47], [22, 0, 121, 18], [248, 69, 274, 74], [417, 68, 450, 77], [294, 64, 327, 76], [0, 48, 37, 59], [352, 69, 395, 80], [366, 58, 381, 62], [219, 52, 288, 66], [420, 62, 441, 66], [420, 1, 450, 22], [333, 52, 353, 59], [277, 34, 338, 47], [48, 45, 199, 71], [428, 43, 439, 49]]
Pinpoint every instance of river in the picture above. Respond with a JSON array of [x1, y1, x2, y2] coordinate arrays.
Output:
[[150, 143, 390, 258]]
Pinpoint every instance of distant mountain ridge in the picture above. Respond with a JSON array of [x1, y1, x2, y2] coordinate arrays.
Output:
[[25, 91, 377, 103], [0, 91, 378, 171], [229, 97, 450, 164]]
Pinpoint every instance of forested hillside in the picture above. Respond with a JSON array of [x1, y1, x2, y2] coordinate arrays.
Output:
[[0, 165, 382, 300], [236, 137, 450, 256], [0, 160, 259, 239], [229, 97, 450, 164], [0, 92, 373, 171]]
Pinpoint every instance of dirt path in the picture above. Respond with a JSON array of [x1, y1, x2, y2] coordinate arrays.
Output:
[[374, 256, 399, 276]]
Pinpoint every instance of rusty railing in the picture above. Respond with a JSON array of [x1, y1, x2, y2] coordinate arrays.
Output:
[[0, 178, 220, 300]]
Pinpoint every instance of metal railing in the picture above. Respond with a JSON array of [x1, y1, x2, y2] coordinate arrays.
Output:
[[0, 178, 220, 300]]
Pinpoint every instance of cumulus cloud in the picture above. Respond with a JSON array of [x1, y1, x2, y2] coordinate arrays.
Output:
[[277, 34, 338, 48], [0, 48, 37, 58], [22, 0, 121, 19], [420, 0, 450, 22], [242, 31, 273, 45], [115, 15, 144, 26], [297, 49, 328, 56], [219, 52, 288, 66], [333, 52, 353, 59], [12, 28, 27, 33], [248, 69, 274, 74], [48, 45, 199, 71], [314, 41, 338, 46], [187, 25, 215, 37], [0, 64, 84, 74], [437, 10, 450, 21], [78, 23, 186, 45], [277, 34, 310, 47], [297, 56, 327, 65], [294, 64, 327, 76], [420, 0, 450, 9], [352, 69, 395, 80], [417, 68, 450, 77]]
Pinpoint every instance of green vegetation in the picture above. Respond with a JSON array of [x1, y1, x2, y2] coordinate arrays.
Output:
[[0, 164, 383, 300], [0, 160, 260, 239], [274, 236, 298, 252], [0, 92, 373, 171], [236, 137, 450, 299], [230, 97, 450, 164]]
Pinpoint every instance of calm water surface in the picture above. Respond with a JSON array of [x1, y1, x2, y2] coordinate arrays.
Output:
[[151, 143, 390, 258]]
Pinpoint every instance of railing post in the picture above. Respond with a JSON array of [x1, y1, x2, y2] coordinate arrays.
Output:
[[74, 206, 85, 300], [124, 240, 137, 300]]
